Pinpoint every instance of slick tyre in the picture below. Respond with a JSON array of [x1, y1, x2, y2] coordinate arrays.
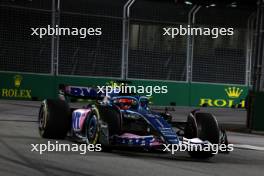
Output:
[[187, 112, 220, 159], [85, 108, 100, 145], [97, 105, 122, 136], [38, 99, 71, 139], [97, 105, 122, 152]]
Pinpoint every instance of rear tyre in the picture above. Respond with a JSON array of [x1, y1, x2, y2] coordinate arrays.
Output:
[[186, 112, 220, 159], [38, 99, 71, 139]]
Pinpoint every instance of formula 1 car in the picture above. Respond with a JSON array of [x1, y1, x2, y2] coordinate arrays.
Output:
[[38, 85, 229, 158]]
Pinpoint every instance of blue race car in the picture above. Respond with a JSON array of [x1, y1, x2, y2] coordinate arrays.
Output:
[[38, 85, 229, 158]]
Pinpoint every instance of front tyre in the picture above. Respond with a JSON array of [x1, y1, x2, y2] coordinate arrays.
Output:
[[84, 107, 112, 152], [85, 108, 100, 144], [186, 112, 220, 159]]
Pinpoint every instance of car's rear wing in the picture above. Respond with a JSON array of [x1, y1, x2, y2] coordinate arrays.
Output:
[[58, 80, 135, 100], [59, 84, 105, 100]]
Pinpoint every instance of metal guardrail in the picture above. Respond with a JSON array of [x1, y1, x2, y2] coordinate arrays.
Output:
[[0, 0, 256, 86]]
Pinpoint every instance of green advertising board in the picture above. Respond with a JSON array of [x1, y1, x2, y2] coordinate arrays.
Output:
[[0, 73, 56, 100], [190, 83, 248, 108], [0, 72, 248, 107]]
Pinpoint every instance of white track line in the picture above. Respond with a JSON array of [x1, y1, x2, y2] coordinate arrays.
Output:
[[234, 144, 264, 151]]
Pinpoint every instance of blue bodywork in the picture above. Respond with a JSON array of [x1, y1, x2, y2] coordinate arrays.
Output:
[[109, 96, 180, 145], [62, 85, 180, 146]]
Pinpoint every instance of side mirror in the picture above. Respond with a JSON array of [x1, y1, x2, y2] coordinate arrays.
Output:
[[160, 108, 172, 123]]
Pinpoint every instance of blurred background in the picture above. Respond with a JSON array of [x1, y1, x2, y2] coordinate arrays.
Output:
[[0, 0, 263, 130]]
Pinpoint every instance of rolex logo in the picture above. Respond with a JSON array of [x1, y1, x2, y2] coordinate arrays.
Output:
[[14, 75, 23, 88], [225, 87, 243, 98]]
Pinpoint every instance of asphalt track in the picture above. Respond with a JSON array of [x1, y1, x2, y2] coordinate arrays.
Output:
[[0, 100, 264, 176]]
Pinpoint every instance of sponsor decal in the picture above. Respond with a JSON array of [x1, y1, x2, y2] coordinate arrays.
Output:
[[1, 75, 32, 99], [65, 86, 102, 98], [114, 135, 154, 146], [70, 86, 98, 97], [199, 87, 245, 108]]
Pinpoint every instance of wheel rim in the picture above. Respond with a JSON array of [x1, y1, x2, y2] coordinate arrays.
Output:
[[39, 107, 44, 129], [87, 114, 98, 142], [38, 102, 47, 134]]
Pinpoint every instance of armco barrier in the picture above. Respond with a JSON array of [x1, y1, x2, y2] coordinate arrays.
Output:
[[0, 72, 248, 107]]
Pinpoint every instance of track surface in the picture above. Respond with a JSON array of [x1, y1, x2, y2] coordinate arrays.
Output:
[[0, 100, 263, 176]]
